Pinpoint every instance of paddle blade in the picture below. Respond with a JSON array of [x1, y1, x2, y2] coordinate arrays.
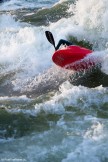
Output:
[[45, 31, 55, 49]]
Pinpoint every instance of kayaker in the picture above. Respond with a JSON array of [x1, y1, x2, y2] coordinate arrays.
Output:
[[55, 39, 73, 50]]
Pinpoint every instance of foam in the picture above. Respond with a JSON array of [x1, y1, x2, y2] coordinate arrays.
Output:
[[6, 82, 108, 116], [0, 1, 108, 161], [0, 0, 108, 90], [0, 0, 59, 11], [0, 15, 53, 77], [0, 95, 31, 102], [62, 121, 108, 162]]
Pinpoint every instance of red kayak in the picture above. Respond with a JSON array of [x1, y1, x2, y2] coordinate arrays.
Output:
[[52, 45, 94, 71]]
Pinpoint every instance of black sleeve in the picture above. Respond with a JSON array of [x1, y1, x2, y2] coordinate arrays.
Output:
[[55, 39, 73, 50]]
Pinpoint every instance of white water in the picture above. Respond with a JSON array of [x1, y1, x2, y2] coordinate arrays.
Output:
[[0, 0, 108, 162], [0, 0, 59, 10], [0, 81, 108, 162], [0, 0, 108, 89]]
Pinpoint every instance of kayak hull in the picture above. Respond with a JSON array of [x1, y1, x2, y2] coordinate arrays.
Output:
[[52, 45, 93, 71]]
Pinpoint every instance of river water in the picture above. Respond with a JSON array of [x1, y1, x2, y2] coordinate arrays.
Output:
[[0, 0, 108, 162]]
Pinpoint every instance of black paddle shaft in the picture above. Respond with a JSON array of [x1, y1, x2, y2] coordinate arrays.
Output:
[[45, 31, 56, 49]]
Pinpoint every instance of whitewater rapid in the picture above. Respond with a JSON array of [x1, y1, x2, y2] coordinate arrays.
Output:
[[0, 0, 108, 162]]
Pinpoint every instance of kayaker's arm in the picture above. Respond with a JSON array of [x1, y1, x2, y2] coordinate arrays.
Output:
[[55, 39, 73, 50]]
